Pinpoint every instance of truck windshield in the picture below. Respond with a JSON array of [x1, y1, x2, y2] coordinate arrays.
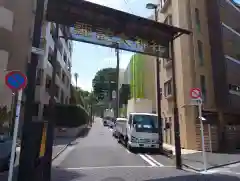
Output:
[[133, 115, 158, 133]]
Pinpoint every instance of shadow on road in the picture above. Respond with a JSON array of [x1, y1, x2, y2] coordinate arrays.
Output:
[[51, 166, 86, 181], [144, 174, 240, 181]]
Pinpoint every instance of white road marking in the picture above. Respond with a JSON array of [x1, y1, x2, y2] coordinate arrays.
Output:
[[65, 165, 155, 170], [139, 154, 157, 167], [144, 154, 164, 167]]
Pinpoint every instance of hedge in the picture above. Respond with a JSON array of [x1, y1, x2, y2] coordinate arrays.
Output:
[[44, 104, 89, 128]]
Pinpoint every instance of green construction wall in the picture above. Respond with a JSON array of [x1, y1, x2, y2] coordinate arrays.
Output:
[[130, 54, 145, 99]]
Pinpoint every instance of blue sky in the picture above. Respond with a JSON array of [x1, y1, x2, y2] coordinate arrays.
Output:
[[72, 0, 240, 92], [71, 0, 157, 91]]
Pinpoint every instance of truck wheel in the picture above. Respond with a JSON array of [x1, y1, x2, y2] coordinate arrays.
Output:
[[124, 136, 128, 146], [127, 143, 135, 153]]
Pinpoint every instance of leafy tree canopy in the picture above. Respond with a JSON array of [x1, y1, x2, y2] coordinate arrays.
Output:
[[92, 68, 117, 101]]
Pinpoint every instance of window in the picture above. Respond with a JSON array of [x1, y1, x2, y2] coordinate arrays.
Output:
[[36, 69, 43, 85], [229, 84, 240, 95], [45, 76, 51, 92], [60, 90, 64, 104], [55, 85, 59, 98], [197, 40, 204, 65], [62, 72, 65, 83], [63, 52, 67, 63], [164, 15, 172, 25], [160, 88, 162, 100], [200, 75, 206, 101], [32, 103, 39, 116], [164, 79, 172, 97], [58, 40, 63, 55], [195, 8, 201, 32]]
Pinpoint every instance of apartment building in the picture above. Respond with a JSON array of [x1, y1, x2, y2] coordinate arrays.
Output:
[[0, 1, 72, 133], [157, 0, 240, 151], [35, 22, 72, 118], [0, 0, 34, 110]]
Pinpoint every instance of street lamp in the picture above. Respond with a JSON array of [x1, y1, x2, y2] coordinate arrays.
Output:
[[146, 3, 158, 10], [146, 2, 182, 169], [145, 3, 163, 152], [146, 3, 158, 20]]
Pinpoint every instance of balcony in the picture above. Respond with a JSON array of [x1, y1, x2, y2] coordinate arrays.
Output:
[[219, 0, 240, 34], [163, 58, 172, 68], [222, 24, 240, 61], [160, 0, 171, 13]]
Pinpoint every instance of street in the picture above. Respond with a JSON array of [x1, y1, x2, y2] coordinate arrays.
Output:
[[51, 118, 240, 181]]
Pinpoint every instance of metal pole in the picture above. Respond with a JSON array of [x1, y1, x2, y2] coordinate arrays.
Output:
[[171, 40, 182, 169], [42, 24, 59, 181], [208, 124, 212, 152], [8, 90, 22, 181], [154, 8, 163, 150], [9, 93, 16, 136], [18, 0, 45, 180], [115, 44, 120, 118], [108, 80, 111, 109], [199, 103, 207, 172]]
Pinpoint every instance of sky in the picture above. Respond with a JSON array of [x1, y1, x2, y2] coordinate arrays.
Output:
[[71, 0, 240, 92], [71, 0, 157, 91]]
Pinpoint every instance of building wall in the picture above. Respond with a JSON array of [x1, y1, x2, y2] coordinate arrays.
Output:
[[157, 0, 240, 150], [126, 54, 156, 112], [35, 22, 72, 117], [0, 0, 34, 108]]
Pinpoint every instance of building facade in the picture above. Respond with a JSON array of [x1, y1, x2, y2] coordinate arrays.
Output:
[[35, 22, 72, 118], [124, 54, 156, 112], [157, 0, 240, 151], [0, 0, 34, 110], [0, 0, 72, 134]]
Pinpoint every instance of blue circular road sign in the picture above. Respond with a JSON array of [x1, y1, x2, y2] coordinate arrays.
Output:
[[5, 71, 27, 92]]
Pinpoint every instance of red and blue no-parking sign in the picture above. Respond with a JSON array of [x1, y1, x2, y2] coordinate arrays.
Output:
[[5, 70, 27, 92]]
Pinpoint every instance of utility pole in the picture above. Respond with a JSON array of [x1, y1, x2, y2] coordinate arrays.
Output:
[[18, 0, 45, 180], [146, 3, 163, 151], [171, 40, 182, 169], [115, 44, 120, 118], [42, 24, 59, 181]]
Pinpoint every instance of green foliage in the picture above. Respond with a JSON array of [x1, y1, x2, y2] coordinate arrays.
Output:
[[70, 85, 86, 107], [92, 68, 117, 101], [54, 104, 89, 128]]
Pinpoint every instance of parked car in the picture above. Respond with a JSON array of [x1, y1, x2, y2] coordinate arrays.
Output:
[[0, 134, 16, 171], [103, 119, 108, 126], [108, 118, 116, 128]]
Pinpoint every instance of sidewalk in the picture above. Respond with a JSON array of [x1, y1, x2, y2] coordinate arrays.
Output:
[[0, 125, 89, 180], [161, 143, 240, 171]]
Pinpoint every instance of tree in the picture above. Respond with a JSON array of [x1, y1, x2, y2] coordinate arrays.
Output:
[[74, 73, 79, 88], [92, 68, 117, 101]]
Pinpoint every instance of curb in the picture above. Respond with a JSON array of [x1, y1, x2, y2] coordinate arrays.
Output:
[[52, 125, 88, 161], [161, 147, 240, 172]]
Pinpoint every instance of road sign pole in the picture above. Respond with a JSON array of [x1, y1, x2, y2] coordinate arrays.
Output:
[[208, 124, 212, 152], [198, 102, 207, 172], [8, 90, 22, 181]]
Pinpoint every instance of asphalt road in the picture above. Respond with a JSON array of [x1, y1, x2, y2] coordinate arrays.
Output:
[[51, 118, 240, 181]]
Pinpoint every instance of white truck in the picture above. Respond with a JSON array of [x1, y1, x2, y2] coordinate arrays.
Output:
[[116, 99, 160, 152]]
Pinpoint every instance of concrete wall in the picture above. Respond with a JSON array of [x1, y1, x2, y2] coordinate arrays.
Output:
[[54, 124, 87, 138]]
